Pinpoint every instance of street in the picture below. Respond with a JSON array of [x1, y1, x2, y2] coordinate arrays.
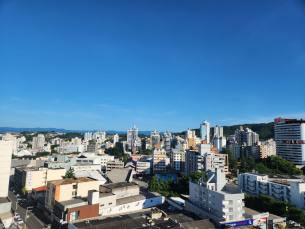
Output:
[[8, 191, 47, 229]]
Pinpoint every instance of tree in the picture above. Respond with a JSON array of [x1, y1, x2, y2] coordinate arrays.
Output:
[[178, 171, 207, 195], [148, 175, 160, 192], [12, 154, 18, 159], [62, 168, 75, 179], [22, 187, 27, 196], [51, 149, 58, 154], [145, 149, 152, 155]]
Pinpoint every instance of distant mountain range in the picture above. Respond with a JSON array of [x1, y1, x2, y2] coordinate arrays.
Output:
[[0, 122, 275, 139], [0, 127, 154, 135]]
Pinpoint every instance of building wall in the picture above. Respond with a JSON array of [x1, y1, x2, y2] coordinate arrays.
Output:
[[0, 141, 13, 197], [99, 195, 117, 210], [67, 204, 99, 223], [99, 196, 164, 217], [77, 181, 99, 198]]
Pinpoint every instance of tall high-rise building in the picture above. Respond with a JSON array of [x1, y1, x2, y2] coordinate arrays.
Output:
[[127, 125, 141, 151], [200, 120, 210, 144], [93, 131, 106, 141], [235, 127, 259, 146], [213, 136, 226, 153], [211, 125, 223, 137], [150, 129, 160, 149], [84, 132, 93, 141], [0, 141, 13, 197], [163, 131, 172, 152], [274, 118, 305, 164], [113, 134, 119, 145], [72, 137, 82, 145], [32, 134, 45, 149]]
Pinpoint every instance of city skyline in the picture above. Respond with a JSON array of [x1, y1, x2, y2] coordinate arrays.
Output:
[[1, 0, 305, 132]]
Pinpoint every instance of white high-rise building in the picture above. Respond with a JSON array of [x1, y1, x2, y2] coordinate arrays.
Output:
[[274, 118, 305, 164], [84, 132, 93, 141], [113, 134, 119, 145], [1, 133, 17, 154], [127, 125, 141, 151], [213, 136, 226, 153], [211, 125, 223, 137], [163, 131, 172, 152], [0, 141, 13, 197], [200, 120, 210, 144], [235, 127, 259, 146], [32, 134, 45, 149], [150, 129, 160, 149]]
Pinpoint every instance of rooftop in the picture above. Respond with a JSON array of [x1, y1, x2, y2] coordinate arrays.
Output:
[[33, 185, 47, 192], [99, 182, 138, 193], [244, 207, 284, 220], [50, 177, 96, 186]]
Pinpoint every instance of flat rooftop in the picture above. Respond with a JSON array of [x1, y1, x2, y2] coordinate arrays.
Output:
[[99, 182, 138, 193], [50, 177, 96, 185], [244, 207, 284, 220]]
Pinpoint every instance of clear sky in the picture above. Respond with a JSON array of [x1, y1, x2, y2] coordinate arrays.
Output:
[[1, 0, 305, 132]]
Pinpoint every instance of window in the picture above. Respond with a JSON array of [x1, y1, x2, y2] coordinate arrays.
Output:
[[109, 202, 112, 205], [70, 211, 79, 222], [229, 208, 233, 212], [229, 215, 233, 220], [229, 200, 233, 205], [100, 204, 104, 207]]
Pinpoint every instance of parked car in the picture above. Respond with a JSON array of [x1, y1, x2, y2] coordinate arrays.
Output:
[[16, 218, 24, 224], [14, 213, 20, 219]]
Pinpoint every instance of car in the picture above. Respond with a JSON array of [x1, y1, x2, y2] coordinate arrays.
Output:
[[14, 213, 20, 219], [168, 206, 175, 211], [16, 218, 24, 224]]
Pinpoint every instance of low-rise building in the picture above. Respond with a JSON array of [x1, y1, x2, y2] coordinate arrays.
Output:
[[238, 171, 305, 209], [106, 161, 124, 172], [14, 167, 66, 193], [71, 164, 101, 172]]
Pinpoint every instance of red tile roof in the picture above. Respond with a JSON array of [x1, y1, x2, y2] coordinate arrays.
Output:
[[33, 185, 47, 192]]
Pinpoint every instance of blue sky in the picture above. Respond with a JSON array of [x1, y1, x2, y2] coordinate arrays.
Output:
[[0, 0, 305, 132]]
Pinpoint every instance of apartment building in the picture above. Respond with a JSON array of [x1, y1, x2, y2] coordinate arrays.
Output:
[[274, 118, 305, 164], [14, 167, 66, 192], [260, 139, 276, 158], [87, 142, 98, 154], [113, 134, 119, 145], [200, 120, 210, 143], [235, 127, 259, 146], [153, 149, 166, 173], [187, 169, 245, 223], [127, 125, 141, 151], [229, 143, 241, 159], [44, 155, 77, 171], [1, 134, 17, 154], [150, 129, 160, 149], [163, 131, 172, 152], [106, 161, 124, 172], [32, 134, 45, 149], [170, 148, 186, 172], [238, 171, 305, 210], [136, 161, 151, 174], [213, 136, 226, 153], [76, 154, 114, 170], [61, 145, 84, 154], [185, 144, 225, 175], [211, 125, 223, 138]]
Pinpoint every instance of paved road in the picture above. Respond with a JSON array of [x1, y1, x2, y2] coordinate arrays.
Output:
[[8, 191, 46, 229]]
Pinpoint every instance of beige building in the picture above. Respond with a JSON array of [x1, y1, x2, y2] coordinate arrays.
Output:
[[260, 139, 276, 158], [14, 167, 66, 192], [45, 177, 99, 210], [153, 149, 166, 173], [170, 149, 186, 172], [32, 134, 45, 149]]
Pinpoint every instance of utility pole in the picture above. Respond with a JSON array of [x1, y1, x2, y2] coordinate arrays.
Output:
[[24, 206, 33, 229]]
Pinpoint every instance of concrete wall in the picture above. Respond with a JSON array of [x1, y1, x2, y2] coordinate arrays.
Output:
[[112, 185, 139, 199], [0, 201, 11, 214], [99, 195, 117, 210], [58, 184, 73, 202]]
